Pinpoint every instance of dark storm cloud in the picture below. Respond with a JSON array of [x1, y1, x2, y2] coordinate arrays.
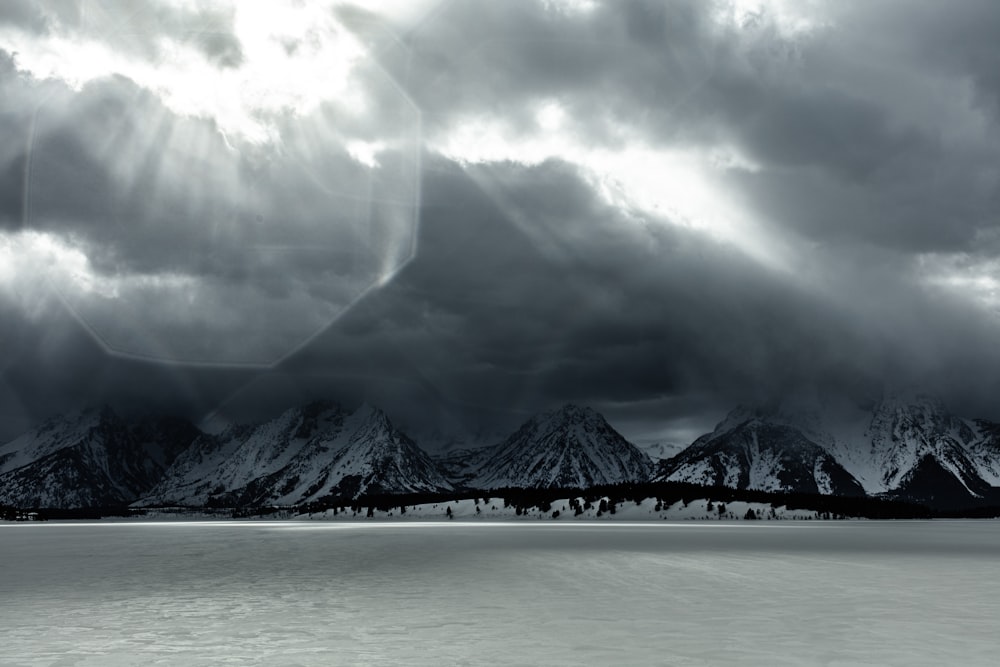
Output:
[[404, 0, 720, 146], [281, 153, 1000, 425], [0, 44, 421, 364], [401, 0, 1000, 252], [0, 52, 41, 229], [16, 66, 418, 281], [820, 0, 1000, 118], [0, 292, 259, 441], [7, 0, 1000, 443], [276, 160, 910, 409], [7, 147, 1000, 439], [0, 156, 26, 228]]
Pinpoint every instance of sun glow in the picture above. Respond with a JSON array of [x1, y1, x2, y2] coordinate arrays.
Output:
[[5, 2, 424, 366], [345, 140, 386, 168], [0, 230, 196, 304], [436, 111, 785, 269], [0, 1, 380, 145], [920, 254, 1000, 311]]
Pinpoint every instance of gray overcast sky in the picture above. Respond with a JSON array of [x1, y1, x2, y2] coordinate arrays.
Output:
[[2, 0, 1000, 447]]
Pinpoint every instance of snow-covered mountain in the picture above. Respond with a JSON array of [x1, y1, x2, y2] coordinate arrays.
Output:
[[443, 404, 654, 489], [849, 395, 1000, 506], [659, 395, 1000, 508], [0, 407, 198, 508], [138, 402, 452, 507], [7, 394, 1000, 511], [654, 407, 865, 497]]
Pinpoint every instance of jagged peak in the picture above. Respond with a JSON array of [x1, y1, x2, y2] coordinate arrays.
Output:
[[499, 404, 645, 459], [866, 393, 960, 440], [271, 400, 342, 423], [711, 393, 927, 439], [351, 401, 391, 427], [298, 398, 343, 416], [532, 403, 604, 428], [32, 404, 122, 435], [872, 392, 948, 417], [472, 404, 651, 489], [202, 401, 344, 441], [497, 404, 614, 447], [550, 403, 593, 415], [713, 403, 778, 434]]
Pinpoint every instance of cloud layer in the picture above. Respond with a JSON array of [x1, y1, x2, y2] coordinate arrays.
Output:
[[3, 0, 1000, 444]]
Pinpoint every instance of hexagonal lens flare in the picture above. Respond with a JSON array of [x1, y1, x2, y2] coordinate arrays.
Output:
[[23, 14, 421, 367]]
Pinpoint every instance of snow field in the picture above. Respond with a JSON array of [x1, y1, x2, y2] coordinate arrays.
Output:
[[1, 521, 998, 666]]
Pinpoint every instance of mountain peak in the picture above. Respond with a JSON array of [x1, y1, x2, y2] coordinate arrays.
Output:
[[872, 392, 949, 420], [466, 405, 653, 489], [551, 403, 591, 414], [298, 399, 342, 416], [663, 391, 1000, 506], [535, 403, 602, 426], [138, 398, 451, 506], [351, 402, 391, 427], [712, 403, 786, 435], [28, 405, 123, 440]]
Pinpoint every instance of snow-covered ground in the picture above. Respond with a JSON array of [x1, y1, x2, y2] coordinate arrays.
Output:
[[1, 521, 998, 666]]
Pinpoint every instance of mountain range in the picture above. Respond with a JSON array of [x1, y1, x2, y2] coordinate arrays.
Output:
[[2, 394, 1000, 511], [656, 394, 1000, 509]]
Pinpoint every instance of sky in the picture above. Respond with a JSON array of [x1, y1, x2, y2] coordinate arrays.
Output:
[[2, 0, 1000, 448]]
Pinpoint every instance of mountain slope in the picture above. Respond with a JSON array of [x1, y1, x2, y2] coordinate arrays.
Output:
[[655, 409, 865, 496], [140, 401, 347, 506], [457, 405, 654, 489], [138, 402, 452, 506], [856, 395, 1000, 507], [233, 403, 455, 505], [0, 407, 198, 508], [663, 395, 1000, 508]]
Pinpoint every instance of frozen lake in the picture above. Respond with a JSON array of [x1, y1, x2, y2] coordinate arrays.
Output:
[[1, 521, 998, 666]]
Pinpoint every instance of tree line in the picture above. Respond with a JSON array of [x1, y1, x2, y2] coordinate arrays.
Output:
[[289, 480, 937, 520], [13, 481, 1000, 519]]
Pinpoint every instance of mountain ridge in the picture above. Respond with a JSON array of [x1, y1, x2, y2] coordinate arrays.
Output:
[[0, 407, 198, 508], [4, 395, 1000, 511], [656, 394, 1000, 508]]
